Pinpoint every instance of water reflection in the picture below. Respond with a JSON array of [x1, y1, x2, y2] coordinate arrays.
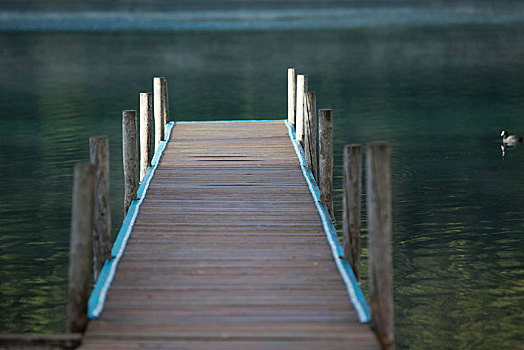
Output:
[[500, 143, 518, 158], [500, 130, 523, 157]]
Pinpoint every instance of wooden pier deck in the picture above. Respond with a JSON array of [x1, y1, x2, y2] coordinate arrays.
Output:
[[81, 120, 379, 349]]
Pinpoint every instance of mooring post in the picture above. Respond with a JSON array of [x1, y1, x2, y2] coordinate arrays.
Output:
[[67, 163, 95, 333], [343, 144, 362, 281], [122, 110, 138, 216], [288, 68, 297, 126], [153, 77, 165, 152], [296, 74, 308, 143], [304, 91, 317, 180], [366, 143, 394, 350], [162, 77, 170, 132], [89, 136, 112, 282], [162, 78, 170, 131], [319, 109, 334, 219], [139, 92, 153, 181]]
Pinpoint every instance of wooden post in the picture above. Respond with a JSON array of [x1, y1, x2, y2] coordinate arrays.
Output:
[[139, 92, 153, 181], [153, 77, 165, 152], [123, 110, 138, 216], [343, 144, 362, 281], [162, 77, 170, 131], [366, 143, 394, 350], [295, 74, 308, 143], [89, 136, 111, 282], [287, 68, 297, 126], [304, 91, 317, 180], [67, 163, 95, 333], [318, 109, 333, 219]]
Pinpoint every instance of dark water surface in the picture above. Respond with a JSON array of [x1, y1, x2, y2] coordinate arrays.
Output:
[[1, 2, 524, 348]]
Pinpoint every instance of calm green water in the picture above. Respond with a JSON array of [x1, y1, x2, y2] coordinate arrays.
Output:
[[1, 2, 524, 348]]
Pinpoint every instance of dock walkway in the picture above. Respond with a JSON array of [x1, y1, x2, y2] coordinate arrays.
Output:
[[81, 120, 379, 349]]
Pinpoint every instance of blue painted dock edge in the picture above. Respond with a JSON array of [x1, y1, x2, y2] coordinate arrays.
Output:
[[284, 121, 371, 323], [88, 122, 174, 319]]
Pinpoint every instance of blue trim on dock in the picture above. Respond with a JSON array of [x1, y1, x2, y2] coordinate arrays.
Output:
[[88, 121, 175, 319], [284, 121, 371, 323]]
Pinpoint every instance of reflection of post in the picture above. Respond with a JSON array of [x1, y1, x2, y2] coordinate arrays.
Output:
[[89, 136, 112, 281], [296, 74, 308, 143], [162, 78, 170, 132], [318, 109, 333, 218], [366, 143, 394, 350], [343, 144, 361, 281], [304, 91, 317, 180], [287, 68, 297, 126], [122, 110, 138, 216], [67, 163, 95, 333], [140, 92, 153, 181], [153, 77, 165, 151]]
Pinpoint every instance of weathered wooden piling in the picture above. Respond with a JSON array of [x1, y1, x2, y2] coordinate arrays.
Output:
[[162, 77, 170, 131], [296, 74, 308, 143], [288, 68, 297, 126], [304, 91, 317, 180], [67, 163, 95, 333], [139, 92, 153, 181], [366, 143, 394, 350], [343, 144, 362, 281], [153, 77, 165, 152], [122, 110, 138, 216], [319, 109, 333, 219], [89, 136, 111, 282]]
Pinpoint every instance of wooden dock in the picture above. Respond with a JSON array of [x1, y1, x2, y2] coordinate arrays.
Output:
[[80, 120, 380, 349]]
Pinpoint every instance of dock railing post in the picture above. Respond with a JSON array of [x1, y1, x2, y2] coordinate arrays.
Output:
[[366, 143, 394, 350], [304, 91, 317, 180], [67, 163, 95, 333], [123, 110, 138, 216], [296, 74, 308, 144], [153, 77, 165, 152], [139, 92, 153, 182], [162, 77, 170, 133], [89, 136, 112, 282], [319, 109, 334, 219], [288, 68, 297, 126], [343, 144, 362, 281]]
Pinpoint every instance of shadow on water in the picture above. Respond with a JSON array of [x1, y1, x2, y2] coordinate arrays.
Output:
[[0, 2, 524, 348]]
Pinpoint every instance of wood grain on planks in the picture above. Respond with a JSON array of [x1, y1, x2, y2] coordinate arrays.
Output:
[[81, 121, 379, 350]]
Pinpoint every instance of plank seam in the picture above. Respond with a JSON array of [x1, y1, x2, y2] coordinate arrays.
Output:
[[88, 122, 175, 319], [284, 121, 371, 323]]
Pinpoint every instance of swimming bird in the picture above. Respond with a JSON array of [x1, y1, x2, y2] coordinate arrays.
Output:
[[501, 130, 523, 145]]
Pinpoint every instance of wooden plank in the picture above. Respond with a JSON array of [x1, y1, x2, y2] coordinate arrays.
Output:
[[82, 121, 379, 349]]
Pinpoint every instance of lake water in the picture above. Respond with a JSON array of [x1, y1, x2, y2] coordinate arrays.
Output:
[[1, 1, 523, 348]]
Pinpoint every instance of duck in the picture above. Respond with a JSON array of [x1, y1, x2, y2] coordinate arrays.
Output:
[[501, 130, 523, 145]]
